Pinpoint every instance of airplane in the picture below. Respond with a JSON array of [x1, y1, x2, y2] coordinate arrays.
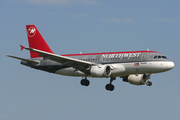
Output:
[[7, 25, 174, 91]]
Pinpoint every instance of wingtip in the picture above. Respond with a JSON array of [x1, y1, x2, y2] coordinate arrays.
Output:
[[20, 45, 25, 51], [6, 55, 10, 57]]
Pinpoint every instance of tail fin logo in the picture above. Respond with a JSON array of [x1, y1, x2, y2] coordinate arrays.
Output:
[[27, 27, 36, 37]]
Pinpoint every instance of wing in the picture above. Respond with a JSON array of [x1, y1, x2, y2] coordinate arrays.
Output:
[[7, 55, 40, 64], [24, 47, 95, 72]]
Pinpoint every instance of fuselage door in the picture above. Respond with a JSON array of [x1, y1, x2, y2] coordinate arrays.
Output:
[[141, 53, 147, 64], [100, 55, 105, 63]]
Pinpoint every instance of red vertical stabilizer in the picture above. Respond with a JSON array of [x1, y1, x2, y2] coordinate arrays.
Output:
[[26, 25, 54, 58]]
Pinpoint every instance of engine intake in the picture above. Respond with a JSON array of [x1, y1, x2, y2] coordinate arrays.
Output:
[[90, 65, 111, 77]]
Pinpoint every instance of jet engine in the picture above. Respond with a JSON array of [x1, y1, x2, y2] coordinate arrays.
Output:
[[123, 74, 146, 85], [90, 65, 111, 77]]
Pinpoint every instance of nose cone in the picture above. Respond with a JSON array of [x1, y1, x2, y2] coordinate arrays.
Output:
[[166, 61, 174, 70]]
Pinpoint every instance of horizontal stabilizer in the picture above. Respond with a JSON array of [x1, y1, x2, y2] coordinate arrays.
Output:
[[6, 55, 39, 64]]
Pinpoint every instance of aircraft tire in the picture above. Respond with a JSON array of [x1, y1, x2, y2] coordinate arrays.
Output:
[[105, 84, 114, 91], [81, 79, 90, 86], [146, 81, 152, 86]]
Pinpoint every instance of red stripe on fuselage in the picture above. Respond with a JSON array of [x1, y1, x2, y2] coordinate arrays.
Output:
[[62, 51, 158, 57]]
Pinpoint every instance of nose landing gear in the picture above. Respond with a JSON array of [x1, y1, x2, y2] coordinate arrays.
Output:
[[146, 81, 152, 86], [143, 73, 152, 86]]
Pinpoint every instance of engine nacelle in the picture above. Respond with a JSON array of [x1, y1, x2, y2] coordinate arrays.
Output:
[[123, 74, 145, 85], [90, 65, 111, 77]]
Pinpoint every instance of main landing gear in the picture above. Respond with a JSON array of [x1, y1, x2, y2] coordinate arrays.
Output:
[[80, 76, 116, 91], [105, 77, 116, 91], [80, 76, 90, 86]]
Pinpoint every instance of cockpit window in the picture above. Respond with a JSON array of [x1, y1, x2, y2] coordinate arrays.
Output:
[[162, 56, 167, 59], [154, 55, 167, 59], [158, 56, 161, 58]]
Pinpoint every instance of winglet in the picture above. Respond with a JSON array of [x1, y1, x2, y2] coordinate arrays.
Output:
[[20, 45, 25, 51]]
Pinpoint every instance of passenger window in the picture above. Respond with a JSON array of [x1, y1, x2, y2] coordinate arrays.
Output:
[[154, 56, 157, 59]]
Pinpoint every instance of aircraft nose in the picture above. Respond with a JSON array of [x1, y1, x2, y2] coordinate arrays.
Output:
[[166, 61, 174, 70]]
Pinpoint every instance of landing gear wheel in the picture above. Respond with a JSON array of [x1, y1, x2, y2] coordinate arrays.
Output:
[[80, 79, 90, 86], [105, 84, 115, 91], [146, 81, 152, 86]]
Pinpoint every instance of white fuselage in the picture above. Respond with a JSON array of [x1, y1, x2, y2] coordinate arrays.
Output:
[[22, 51, 174, 78], [55, 60, 174, 78]]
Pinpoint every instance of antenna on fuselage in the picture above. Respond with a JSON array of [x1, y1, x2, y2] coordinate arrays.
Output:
[[147, 48, 149, 51]]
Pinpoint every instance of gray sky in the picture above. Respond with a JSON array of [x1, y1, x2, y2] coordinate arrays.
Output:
[[1, 0, 180, 120]]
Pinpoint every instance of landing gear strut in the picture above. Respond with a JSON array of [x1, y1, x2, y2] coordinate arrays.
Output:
[[143, 73, 152, 86], [105, 77, 116, 91], [80, 76, 90, 86]]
